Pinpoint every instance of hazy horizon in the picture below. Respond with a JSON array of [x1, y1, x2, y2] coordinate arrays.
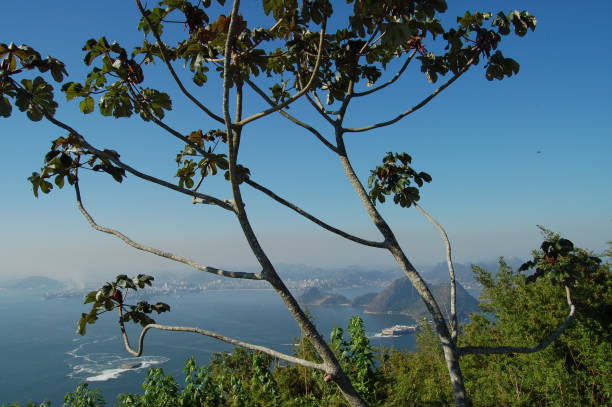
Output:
[[1, 0, 610, 282]]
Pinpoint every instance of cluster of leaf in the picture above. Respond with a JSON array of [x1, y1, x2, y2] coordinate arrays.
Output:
[[175, 129, 229, 188], [60, 37, 172, 119], [438, 10, 535, 81], [0, 43, 66, 120], [519, 228, 602, 286], [77, 274, 170, 336], [134, 0, 281, 87], [367, 152, 432, 208], [28, 134, 127, 198], [175, 128, 250, 189]]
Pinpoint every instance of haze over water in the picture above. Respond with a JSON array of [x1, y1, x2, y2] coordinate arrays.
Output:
[[0, 287, 416, 405]]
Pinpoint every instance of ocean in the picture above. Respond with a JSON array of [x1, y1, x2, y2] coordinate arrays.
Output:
[[0, 287, 417, 405]]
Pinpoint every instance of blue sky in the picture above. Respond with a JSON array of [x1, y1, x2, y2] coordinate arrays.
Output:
[[1, 1, 610, 282]]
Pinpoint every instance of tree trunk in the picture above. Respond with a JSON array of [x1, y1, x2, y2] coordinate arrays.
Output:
[[336, 137, 472, 406]]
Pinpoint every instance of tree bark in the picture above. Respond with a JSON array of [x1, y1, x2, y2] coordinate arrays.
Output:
[[335, 131, 472, 407]]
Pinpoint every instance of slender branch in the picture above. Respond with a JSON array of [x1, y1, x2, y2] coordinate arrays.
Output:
[[459, 286, 575, 356], [337, 80, 354, 120], [236, 19, 327, 126], [310, 89, 340, 115], [222, 0, 275, 273], [127, 85, 211, 158], [352, 50, 417, 97], [244, 79, 337, 152], [245, 179, 387, 248], [43, 113, 234, 211], [414, 203, 458, 342], [74, 183, 260, 280], [134, 0, 225, 124], [344, 57, 476, 133], [118, 318, 325, 371], [357, 23, 382, 55], [305, 91, 336, 126]]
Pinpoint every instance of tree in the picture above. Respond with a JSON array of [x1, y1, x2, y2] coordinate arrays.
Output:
[[3, 1, 586, 406]]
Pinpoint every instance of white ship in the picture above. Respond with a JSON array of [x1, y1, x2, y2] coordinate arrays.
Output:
[[379, 324, 419, 336]]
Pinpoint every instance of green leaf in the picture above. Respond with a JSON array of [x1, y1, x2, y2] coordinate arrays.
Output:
[[54, 174, 65, 188], [80, 96, 94, 114], [77, 315, 87, 336], [0, 96, 12, 117], [83, 290, 98, 304]]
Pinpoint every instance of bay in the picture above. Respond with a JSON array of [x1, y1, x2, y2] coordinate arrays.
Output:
[[0, 287, 416, 405]]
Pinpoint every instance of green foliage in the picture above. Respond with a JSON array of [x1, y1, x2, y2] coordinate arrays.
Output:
[[461, 251, 611, 406], [518, 227, 602, 286], [367, 152, 432, 207], [77, 274, 170, 336], [62, 384, 105, 407], [330, 316, 377, 401], [175, 129, 230, 188], [0, 42, 66, 119], [377, 325, 455, 406]]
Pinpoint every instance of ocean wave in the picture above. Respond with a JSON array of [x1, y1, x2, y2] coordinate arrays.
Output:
[[66, 336, 169, 382]]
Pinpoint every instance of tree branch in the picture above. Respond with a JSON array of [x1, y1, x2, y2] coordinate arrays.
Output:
[[344, 57, 476, 133], [352, 50, 417, 97], [118, 314, 325, 371], [414, 203, 458, 342], [244, 78, 338, 153], [305, 91, 336, 126], [459, 286, 575, 356], [236, 19, 327, 126], [43, 113, 234, 211], [245, 179, 387, 248], [74, 182, 260, 280], [134, 0, 225, 124], [127, 85, 212, 159]]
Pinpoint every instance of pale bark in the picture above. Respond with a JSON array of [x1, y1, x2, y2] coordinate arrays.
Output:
[[415, 203, 458, 342], [220, 4, 370, 406], [117, 315, 325, 370], [334, 123, 471, 406], [75, 183, 260, 280]]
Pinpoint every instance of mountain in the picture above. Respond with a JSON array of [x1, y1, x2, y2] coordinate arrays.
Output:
[[351, 292, 378, 307], [365, 277, 479, 320], [0, 276, 65, 290], [298, 287, 351, 306]]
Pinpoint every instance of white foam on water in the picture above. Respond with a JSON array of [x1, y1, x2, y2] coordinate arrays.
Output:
[[370, 333, 400, 338], [84, 359, 165, 382], [66, 336, 169, 382]]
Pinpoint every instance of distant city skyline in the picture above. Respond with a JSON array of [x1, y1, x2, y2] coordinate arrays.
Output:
[[1, 1, 610, 282]]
